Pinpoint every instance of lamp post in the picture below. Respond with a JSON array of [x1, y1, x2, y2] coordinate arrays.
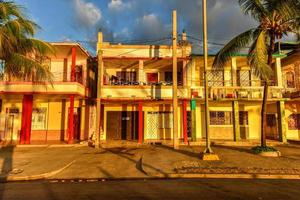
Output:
[[172, 10, 179, 150], [202, 0, 219, 160]]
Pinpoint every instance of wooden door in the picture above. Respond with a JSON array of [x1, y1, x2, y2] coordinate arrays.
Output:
[[74, 108, 81, 140], [106, 112, 122, 140], [6, 115, 14, 141], [266, 114, 278, 140], [107, 111, 138, 140]]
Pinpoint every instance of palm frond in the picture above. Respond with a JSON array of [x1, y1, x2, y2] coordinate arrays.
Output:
[[0, 1, 25, 21], [5, 53, 53, 82], [238, 0, 268, 21], [213, 28, 260, 69], [266, 0, 300, 21], [18, 38, 55, 56], [248, 30, 272, 80]]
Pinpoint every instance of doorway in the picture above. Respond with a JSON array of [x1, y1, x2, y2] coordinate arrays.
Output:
[[106, 111, 138, 140]]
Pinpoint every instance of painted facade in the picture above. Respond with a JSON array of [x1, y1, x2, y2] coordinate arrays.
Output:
[[0, 43, 96, 144], [280, 47, 300, 141], [1, 35, 299, 145], [96, 32, 290, 144]]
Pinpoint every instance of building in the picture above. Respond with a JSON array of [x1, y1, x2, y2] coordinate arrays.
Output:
[[280, 42, 300, 141], [96, 31, 289, 144], [96, 32, 192, 143], [0, 43, 96, 144], [1, 35, 299, 145]]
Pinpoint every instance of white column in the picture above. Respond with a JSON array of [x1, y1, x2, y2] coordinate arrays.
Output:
[[138, 60, 145, 83], [231, 57, 237, 86], [275, 57, 283, 87]]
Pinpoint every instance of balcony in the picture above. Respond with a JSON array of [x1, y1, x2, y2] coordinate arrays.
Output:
[[191, 86, 285, 100], [101, 84, 189, 100], [0, 81, 87, 97]]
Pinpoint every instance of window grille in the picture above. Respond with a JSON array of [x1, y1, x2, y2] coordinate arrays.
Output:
[[237, 70, 251, 86], [288, 114, 300, 130], [210, 111, 232, 125], [31, 108, 47, 130], [207, 70, 224, 87], [239, 111, 249, 125]]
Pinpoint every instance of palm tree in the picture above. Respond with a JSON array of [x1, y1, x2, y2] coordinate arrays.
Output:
[[0, 0, 54, 82], [213, 0, 300, 147]]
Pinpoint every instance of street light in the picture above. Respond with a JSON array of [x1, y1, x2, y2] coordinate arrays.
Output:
[[202, 0, 219, 160]]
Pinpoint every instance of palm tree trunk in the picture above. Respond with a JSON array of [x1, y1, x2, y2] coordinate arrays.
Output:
[[261, 81, 268, 147], [260, 34, 276, 148]]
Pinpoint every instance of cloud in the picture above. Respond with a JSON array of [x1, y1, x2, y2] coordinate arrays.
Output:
[[108, 0, 132, 11], [133, 13, 171, 41], [73, 0, 102, 28]]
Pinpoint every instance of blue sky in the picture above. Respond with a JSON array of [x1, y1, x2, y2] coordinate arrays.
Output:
[[14, 0, 258, 54]]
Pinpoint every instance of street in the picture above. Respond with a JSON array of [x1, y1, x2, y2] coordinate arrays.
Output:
[[0, 179, 299, 200]]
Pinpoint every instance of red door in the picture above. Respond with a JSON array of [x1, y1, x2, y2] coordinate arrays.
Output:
[[147, 73, 158, 84]]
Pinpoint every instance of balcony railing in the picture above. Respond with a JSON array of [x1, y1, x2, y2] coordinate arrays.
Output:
[[101, 85, 189, 99], [0, 81, 87, 96], [191, 86, 285, 100]]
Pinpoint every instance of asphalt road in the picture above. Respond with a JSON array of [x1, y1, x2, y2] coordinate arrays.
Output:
[[0, 179, 299, 200]]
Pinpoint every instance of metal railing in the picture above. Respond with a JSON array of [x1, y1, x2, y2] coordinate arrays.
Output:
[[191, 86, 284, 100]]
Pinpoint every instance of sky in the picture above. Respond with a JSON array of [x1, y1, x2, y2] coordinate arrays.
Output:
[[14, 0, 259, 55]]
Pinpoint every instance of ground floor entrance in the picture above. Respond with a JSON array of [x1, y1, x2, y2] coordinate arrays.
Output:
[[106, 111, 139, 140]]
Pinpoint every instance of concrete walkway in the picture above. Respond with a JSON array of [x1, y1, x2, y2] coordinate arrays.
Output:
[[0, 143, 300, 181]]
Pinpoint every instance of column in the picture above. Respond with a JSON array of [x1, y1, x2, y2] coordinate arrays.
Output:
[[68, 46, 76, 144], [182, 100, 188, 144], [232, 101, 240, 141], [277, 101, 287, 143], [231, 57, 237, 86], [138, 101, 143, 144], [95, 32, 104, 147], [138, 60, 145, 83], [275, 57, 283, 87], [20, 95, 33, 144]]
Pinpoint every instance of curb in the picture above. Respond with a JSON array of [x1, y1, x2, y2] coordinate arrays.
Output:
[[150, 173, 300, 180], [0, 160, 75, 182]]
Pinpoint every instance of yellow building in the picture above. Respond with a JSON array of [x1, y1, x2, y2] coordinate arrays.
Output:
[[96, 31, 289, 144], [1, 36, 298, 145], [280, 43, 300, 141], [0, 43, 95, 144]]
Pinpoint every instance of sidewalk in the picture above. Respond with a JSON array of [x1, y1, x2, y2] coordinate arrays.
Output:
[[0, 143, 300, 181]]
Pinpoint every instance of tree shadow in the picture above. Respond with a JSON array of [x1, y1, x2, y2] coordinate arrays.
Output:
[[156, 145, 201, 159], [0, 146, 14, 200], [102, 147, 168, 176], [212, 145, 254, 154]]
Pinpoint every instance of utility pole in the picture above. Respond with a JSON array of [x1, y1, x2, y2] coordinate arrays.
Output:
[[95, 32, 103, 149], [172, 10, 179, 150], [202, 0, 219, 160]]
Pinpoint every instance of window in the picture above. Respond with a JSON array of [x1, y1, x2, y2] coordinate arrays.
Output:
[[164, 71, 183, 85], [75, 65, 83, 84], [286, 72, 295, 88], [207, 70, 224, 87], [288, 114, 300, 130], [239, 111, 249, 125], [147, 73, 158, 84], [210, 111, 232, 125], [116, 71, 136, 83], [237, 70, 251, 86], [31, 108, 47, 130]]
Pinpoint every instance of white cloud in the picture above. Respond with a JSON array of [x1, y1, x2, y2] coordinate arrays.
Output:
[[108, 0, 132, 11], [134, 14, 170, 40], [113, 27, 130, 38], [74, 0, 101, 28]]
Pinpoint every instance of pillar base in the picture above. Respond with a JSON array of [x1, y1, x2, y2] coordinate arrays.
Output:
[[201, 153, 220, 161]]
